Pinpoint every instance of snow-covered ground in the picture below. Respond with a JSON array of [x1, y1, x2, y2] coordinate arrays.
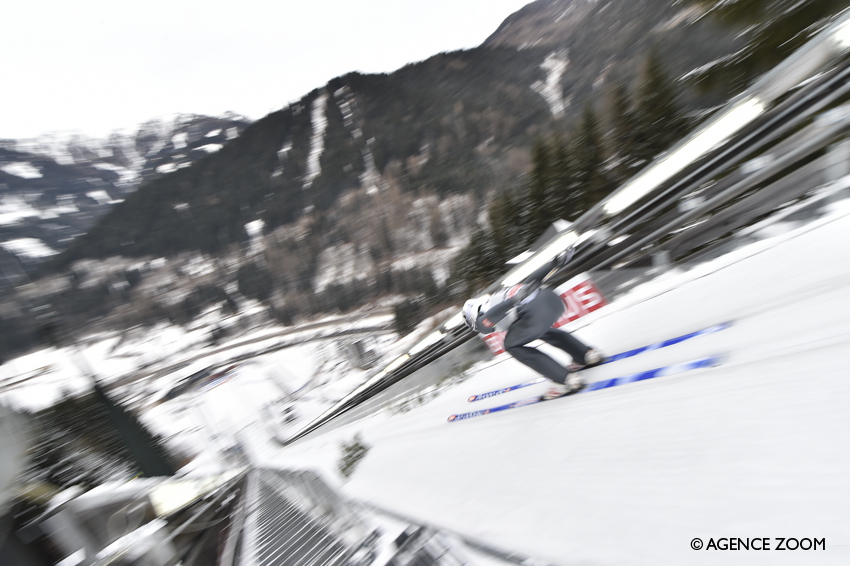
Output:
[[0, 309, 395, 413], [264, 197, 850, 565]]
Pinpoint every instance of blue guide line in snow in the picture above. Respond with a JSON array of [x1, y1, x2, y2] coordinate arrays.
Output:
[[467, 321, 734, 402], [604, 321, 733, 363], [448, 354, 725, 422]]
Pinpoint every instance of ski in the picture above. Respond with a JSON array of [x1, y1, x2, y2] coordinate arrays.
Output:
[[467, 321, 733, 402], [448, 354, 725, 422], [466, 377, 549, 402]]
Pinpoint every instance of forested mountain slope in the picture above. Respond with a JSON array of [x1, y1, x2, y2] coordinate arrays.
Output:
[[2, 0, 742, 355]]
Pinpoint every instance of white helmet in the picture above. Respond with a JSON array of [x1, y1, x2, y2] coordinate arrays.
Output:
[[462, 295, 489, 330]]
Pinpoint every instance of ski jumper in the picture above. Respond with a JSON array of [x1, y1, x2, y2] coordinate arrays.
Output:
[[470, 260, 592, 384]]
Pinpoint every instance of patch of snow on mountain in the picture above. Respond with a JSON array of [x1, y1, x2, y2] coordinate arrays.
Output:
[[335, 86, 356, 128], [303, 92, 329, 189], [277, 141, 293, 160], [5, 134, 74, 165], [220, 111, 250, 123], [205, 129, 221, 138], [44, 195, 79, 217], [245, 220, 265, 255], [532, 50, 570, 117], [0, 195, 41, 225], [359, 139, 385, 194], [195, 144, 223, 154], [171, 132, 188, 150], [1, 237, 57, 258], [92, 162, 138, 186], [156, 163, 178, 174], [7, 132, 114, 166], [245, 220, 264, 239], [179, 255, 216, 278], [1, 162, 43, 179], [86, 190, 113, 205]]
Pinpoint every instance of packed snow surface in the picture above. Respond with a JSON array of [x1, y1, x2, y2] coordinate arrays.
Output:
[[273, 199, 850, 565]]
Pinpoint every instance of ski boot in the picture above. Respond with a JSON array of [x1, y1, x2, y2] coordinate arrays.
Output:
[[542, 372, 585, 399], [568, 348, 606, 372]]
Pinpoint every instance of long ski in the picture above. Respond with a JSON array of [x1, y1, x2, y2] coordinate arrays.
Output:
[[449, 354, 724, 422], [466, 376, 549, 402], [467, 321, 733, 402]]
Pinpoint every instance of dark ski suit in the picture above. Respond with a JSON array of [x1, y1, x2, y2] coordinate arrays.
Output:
[[470, 260, 592, 384]]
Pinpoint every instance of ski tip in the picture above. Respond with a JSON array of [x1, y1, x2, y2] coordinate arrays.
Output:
[[467, 395, 478, 402], [448, 414, 458, 422]]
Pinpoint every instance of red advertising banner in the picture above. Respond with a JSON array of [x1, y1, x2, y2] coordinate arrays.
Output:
[[552, 275, 607, 328], [482, 273, 607, 355], [481, 331, 508, 355]]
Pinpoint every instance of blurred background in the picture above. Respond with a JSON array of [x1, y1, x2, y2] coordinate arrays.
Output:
[[2, 0, 850, 564]]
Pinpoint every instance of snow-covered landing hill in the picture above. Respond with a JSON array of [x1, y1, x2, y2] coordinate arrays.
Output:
[[272, 193, 850, 564]]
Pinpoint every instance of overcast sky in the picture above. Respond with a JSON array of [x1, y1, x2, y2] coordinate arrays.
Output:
[[2, 0, 534, 140]]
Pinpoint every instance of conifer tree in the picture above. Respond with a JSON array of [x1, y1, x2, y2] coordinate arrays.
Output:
[[606, 80, 640, 185], [633, 50, 689, 167], [490, 188, 528, 261], [453, 226, 501, 293], [548, 136, 574, 221], [571, 105, 612, 217], [525, 141, 554, 241]]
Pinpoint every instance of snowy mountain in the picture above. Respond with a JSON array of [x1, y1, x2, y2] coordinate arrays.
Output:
[[0, 0, 741, 359], [0, 113, 251, 274]]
